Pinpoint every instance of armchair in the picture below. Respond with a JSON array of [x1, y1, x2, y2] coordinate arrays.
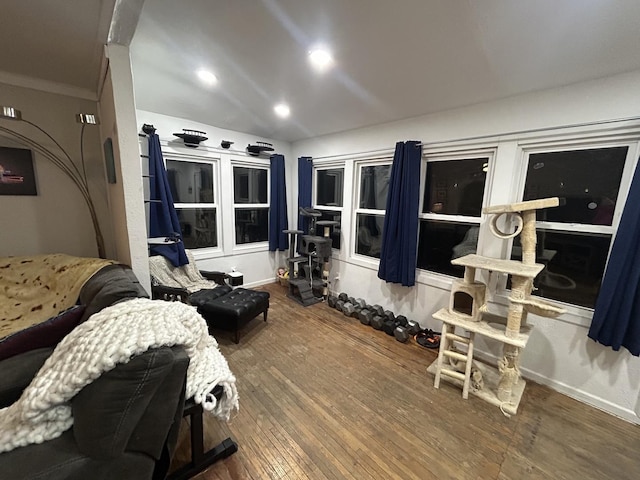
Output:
[[0, 345, 190, 480], [149, 251, 270, 343]]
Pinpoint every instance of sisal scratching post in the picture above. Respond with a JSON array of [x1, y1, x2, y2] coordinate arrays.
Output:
[[520, 210, 537, 265], [497, 345, 521, 402], [506, 275, 528, 337]]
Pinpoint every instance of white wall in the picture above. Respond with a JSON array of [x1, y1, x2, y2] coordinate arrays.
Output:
[[136, 110, 293, 286], [99, 44, 150, 291], [292, 69, 640, 424], [0, 82, 113, 258]]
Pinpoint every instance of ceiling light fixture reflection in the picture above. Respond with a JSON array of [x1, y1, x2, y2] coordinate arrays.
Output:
[[197, 69, 218, 86], [308, 47, 334, 72], [274, 103, 291, 118]]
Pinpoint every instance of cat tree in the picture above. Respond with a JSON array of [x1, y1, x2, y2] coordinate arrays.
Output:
[[428, 197, 565, 416], [283, 210, 338, 306]]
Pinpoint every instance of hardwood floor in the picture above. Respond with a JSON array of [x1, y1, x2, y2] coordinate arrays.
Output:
[[171, 283, 640, 480]]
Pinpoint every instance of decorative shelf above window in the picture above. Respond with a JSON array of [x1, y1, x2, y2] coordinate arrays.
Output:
[[246, 141, 274, 156], [173, 129, 208, 148]]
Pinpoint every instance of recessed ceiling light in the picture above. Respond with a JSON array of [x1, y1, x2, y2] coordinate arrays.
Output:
[[274, 103, 291, 118], [308, 47, 334, 72], [197, 69, 218, 86]]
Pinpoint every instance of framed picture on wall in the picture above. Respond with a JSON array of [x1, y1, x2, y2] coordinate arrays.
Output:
[[0, 146, 37, 195]]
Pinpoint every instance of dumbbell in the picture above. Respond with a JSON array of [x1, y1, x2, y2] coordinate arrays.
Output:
[[327, 295, 337, 308], [352, 305, 362, 319], [336, 300, 345, 312], [383, 318, 398, 336], [348, 296, 356, 306], [394, 325, 410, 343], [355, 298, 367, 309], [371, 305, 384, 316], [342, 302, 356, 316], [407, 320, 421, 335], [358, 309, 373, 325], [383, 310, 396, 323], [338, 292, 348, 302], [396, 315, 409, 327], [371, 315, 385, 330]]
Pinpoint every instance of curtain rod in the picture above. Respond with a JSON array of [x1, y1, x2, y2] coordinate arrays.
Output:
[[311, 115, 640, 161]]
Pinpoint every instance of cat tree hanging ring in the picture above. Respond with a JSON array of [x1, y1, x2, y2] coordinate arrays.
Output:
[[489, 212, 523, 239]]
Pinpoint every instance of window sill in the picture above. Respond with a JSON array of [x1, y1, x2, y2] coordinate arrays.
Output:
[[232, 242, 270, 255], [344, 257, 457, 292], [189, 247, 225, 261], [415, 270, 456, 291], [346, 252, 382, 272]]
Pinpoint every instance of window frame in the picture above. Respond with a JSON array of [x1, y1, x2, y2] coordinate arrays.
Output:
[[231, 159, 270, 251], [352, 157, 393, 262], [163, 152, 222, 254], [494, 138, 640, 311], [516, 142, 635, 237], [313, 162, 345, 251], [416, 148, 495, 280]]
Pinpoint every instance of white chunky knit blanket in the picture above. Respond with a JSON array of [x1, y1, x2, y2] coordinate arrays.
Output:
[[0, 298, 239, 453], [149, 250, 221, 294]]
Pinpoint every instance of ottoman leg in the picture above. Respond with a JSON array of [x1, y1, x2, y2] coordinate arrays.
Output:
[[264, 309, 268, 322]]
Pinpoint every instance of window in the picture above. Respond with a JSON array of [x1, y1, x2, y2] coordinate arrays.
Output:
[[233, 166, 269, 245], [511, 146, 629, 308], [417, 156, 489, 277], [314, 166, 344, 249], [354, 163, 392, 258], [166, 158, 219, 249]]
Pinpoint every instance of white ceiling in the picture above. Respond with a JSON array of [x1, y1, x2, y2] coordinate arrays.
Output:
[[0, 0, 115, 95], [2, 1, 640, 143]]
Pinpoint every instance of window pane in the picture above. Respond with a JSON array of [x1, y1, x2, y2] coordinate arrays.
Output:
[[510, 229, 612, 308], [317, 210, 341, 250], [359, 165, 391, 209], [524, 147, 627, 225], [423, 158, 487, 216], [317, 169, 344, 207], [166, 160, 214, 203], [235, 208, 269, 244], [176, 208, 217, 249], [355, 214, 384, 258], [417, 220, 478, 277], [233, 167, 267, 204]]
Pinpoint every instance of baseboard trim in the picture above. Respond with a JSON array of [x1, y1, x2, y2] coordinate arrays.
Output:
[[472, 350, 640, 425], [242, 279, 280, 289]]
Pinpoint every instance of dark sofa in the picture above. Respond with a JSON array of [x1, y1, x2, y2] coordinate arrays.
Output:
[[0, 264, 189, 480]]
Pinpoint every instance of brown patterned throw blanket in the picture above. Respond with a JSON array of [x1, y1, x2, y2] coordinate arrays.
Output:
[[0, 254, 114, 338]]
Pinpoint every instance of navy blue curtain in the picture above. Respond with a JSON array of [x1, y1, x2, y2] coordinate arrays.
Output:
[[298, 156, 313, 233], [588, 158, 640, 356], [148, 132, 188, 266], [269, 154, 289, 251], [377, 141, 421, 286]]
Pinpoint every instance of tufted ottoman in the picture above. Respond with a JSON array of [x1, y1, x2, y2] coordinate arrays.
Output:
[[190, 288, 270, 343]]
